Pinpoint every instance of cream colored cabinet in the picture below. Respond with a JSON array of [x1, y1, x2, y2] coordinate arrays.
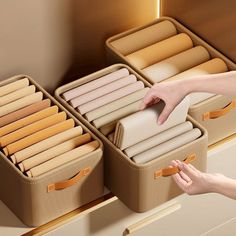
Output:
[[45, 138, 236, 236]]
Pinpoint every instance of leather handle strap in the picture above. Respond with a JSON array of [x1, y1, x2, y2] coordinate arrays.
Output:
[[154, 154, 196, 179], [47, 167, 91, 193], [202, 99, 236, 121]]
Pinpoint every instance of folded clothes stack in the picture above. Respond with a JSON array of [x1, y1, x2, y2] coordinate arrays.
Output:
[[0, 78, 99, 177], [62, 67, 203, 165], [110, 20, 229, 105], [63, 68, 149, 135]]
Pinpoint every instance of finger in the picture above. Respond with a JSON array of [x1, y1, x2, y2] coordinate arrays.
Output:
[[170, 160, 178, 167], [175, 160, 191, 182], [140, 91, 156, 110], [172, 173, 189, 191], [179, 162, 198, 179], [158, 104, 175, 125], [179, 171, 191, 182]]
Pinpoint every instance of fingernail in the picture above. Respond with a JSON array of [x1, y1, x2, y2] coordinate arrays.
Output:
[[157, 119, 162, 125]]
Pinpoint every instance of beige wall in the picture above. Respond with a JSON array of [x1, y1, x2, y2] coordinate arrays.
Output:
[[161, 0, 236, 64], [0, 0, 75, 93], [0, 0, 157, 92]]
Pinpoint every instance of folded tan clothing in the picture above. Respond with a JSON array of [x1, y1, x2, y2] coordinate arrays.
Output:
[[0, 112, 66, 147], [110, 20, 177, 55], [142, 46, 210, 83], [166, 58, 228, 105], [19, 133, 91, 172], [26, 140, 99, 177], [62, 68, 129, 101], [0, 92, 43, 117], [0, 85, 36, 107], [0, 99, 51, 128], [92, 100, 142, 129], [4, 119, 74, 156], [114, 96, 190, 150], [100, 121, 117, 136], [0, 78, 29, 97], [70, 75, 137, 108], [85, 88, 149, 122], [0, 106, 58, 137], [10, 126, 83, 164], [132, 128, 201, 164], [77, 81, 145, 114], [126, 33, 193, 69], [124, 121, 193, 157]]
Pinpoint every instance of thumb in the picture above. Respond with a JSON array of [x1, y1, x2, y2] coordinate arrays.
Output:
[[140, 91, 159, 110]]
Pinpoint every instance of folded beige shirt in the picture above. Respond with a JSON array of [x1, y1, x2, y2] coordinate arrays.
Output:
[[142, 46, 210, 83], [26, 140, 99, 177], [0, 78, 29, 97], [85, 88, 149, 122], [10, 126, 83, 164], [114, 96, 190, 150], [124, 121, 193, 157], [19, 133, 91, 172], [126, 33, 193, 69], [110, 20, 177, 55], [132, 128, 201, 164], [92, 100, 142, 129]]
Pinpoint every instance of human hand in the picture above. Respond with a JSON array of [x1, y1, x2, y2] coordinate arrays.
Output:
[[170, 160, 214, 195], [140, 80, 188, 124]]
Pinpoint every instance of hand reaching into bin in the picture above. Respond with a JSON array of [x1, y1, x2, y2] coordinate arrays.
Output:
[[140, 71, 236, 199], [140, 71, 236, 124]]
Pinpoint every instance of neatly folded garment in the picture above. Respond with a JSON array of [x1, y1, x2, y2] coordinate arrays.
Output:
[[62, 68, 129, 101], [0, 112, 66, 147], [0, 106, 58, 137], [26, 140, 99, 177], [92, 100, 142, 129], [4, 119, 74, 156], [126, 33, 193, 69], [166, 58, 228, 105], [142, 46, 210, 83], [114, 96, 190, 150], [0, 85, 36, 106], [124, 121, 193, 157], [0, 92, 43, 117], [0, 78, 29, 97], [70, 75, 137, 108], [100, 121, 117, 136], [10, 126, 83, 164], [110, 20, 177, 55], [85, 87, 150, 122], [19, 133, 91, 172], [0, 99, 51, 128], [132, 128, 201, 164], [77, 81, 145, 114]]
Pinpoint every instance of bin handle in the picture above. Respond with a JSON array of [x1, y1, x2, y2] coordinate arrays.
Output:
[[154, 154, 196, 179], [202, 99, 236, 121], [47, 167, 91, 192]]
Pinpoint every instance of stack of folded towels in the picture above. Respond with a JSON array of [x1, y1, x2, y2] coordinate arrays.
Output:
[[0, 78, 99, 177], [62, 68, 202, 164], [110, 20, 229, 105]]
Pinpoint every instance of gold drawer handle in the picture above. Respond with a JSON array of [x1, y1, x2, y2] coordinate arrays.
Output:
[[154, 154, 196, 179], [125, 201, 181, 235], [202, 99, 236, 121]]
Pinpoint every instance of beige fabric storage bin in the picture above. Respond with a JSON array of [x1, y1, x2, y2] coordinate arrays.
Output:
[[55, 64, 208, 212], [0, 75, 104, 227], [105, 17, 236, 145]]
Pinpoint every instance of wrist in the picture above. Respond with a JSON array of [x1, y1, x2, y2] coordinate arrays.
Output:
[[205, 173, 228, 194]]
